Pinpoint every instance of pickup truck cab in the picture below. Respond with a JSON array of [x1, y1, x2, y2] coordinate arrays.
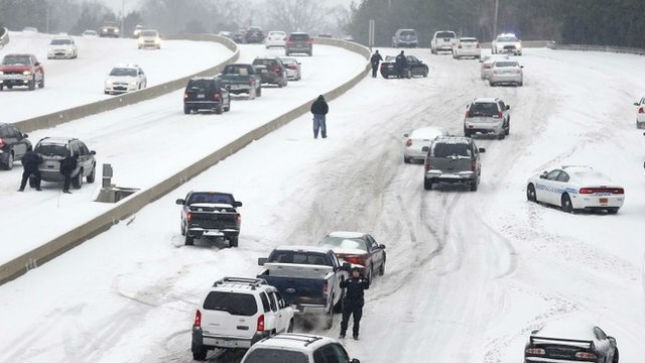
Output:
[[175, 191, 242, 247], [218, 63, 262, 99], [0, 54, 45, 91], [257, 246, 348, 329]]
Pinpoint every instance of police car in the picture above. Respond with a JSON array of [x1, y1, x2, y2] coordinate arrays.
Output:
[[526, 165, 624, 214]]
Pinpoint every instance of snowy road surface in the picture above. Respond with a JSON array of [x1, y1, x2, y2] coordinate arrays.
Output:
[[1, 31, 232, 123], [0, 48, 642, 363]]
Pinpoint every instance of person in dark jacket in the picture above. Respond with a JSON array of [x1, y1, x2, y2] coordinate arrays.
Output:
[[18, 150, 43, 192], [310, 95, 329, 139], [339, 266, 370, 340], [395, 50, 408, 78], [60, 154, 78, 194], [370, 50, 383, 78]]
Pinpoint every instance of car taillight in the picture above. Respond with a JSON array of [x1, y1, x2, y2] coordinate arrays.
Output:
[[213, 93, 221, 101], [471, 159, 476, 171], [525, 348, 545, 355], [405, 139, 412, 147], [256, 314, 265, 332], [0, 138, 5, 148], [465, 111, 472, 118], [639, 107, 644, 114], [344, 256, 365, 266], [494, 112, 502, 118], [193, 309, 202, 328], [235, 214, 241, 223], [288, 64, 297, 69], [424, 158, 431, 170], [183, 92, 188, 99], [458, 44, 462, 48], [323, 282, 329, 294], [580, 187, 624, 194], [575, 352, 597, 360], [186, 212, 192, 222]]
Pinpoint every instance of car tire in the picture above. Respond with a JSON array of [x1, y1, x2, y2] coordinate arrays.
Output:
[[0, 84, 3, 91], [464, 129, 471, 137], [561, 193, 574, 213], [224, 102, 230, 112], [613, 348, 619, 363], [470, 180, 478, 191], [185, 234, 194, 246], [256, 86, 262, 97], [518, 81, 523, 87], [192, 344, 207, 361], [215, 105, 223, 114], [489, 81, 496, 87], [72, 170, 83, 189], [526, 184, 537, 202], [86, 165, 96, 183], [229, 236, 238, 248], [28, 77, 35, 91], [403, 156, 411, 164], [183, 106, 191, 115], [607, 208, 619, 215], [39, 76, 45, 88], [423, 177, 433, 191], [3, 151, 13, 170], [287, 319, 295, 333], [379, 261, 385, 276], [498, 132, 505, 140], [423, 69, 428, 77]]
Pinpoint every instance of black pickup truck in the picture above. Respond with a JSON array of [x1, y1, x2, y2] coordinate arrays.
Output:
[[175, 191, 242, 247], [218, 63, 262, 99]]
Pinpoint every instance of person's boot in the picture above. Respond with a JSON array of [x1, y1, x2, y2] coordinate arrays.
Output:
[[18, 188, 24, 192], [63, 189, 71, 194], [339, 333, 346, 339], [352, 334, 359, 340]]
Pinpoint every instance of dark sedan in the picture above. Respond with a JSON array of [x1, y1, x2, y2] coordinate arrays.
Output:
[[319, 231, 386, 284], [0, 123, 31, 170], [380, 55, 429, 79]]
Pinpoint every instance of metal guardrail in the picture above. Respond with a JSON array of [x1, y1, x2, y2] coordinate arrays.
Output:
[[0, 37, 371, 286]]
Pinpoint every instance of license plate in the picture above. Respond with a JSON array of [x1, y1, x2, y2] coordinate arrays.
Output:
[[3, 74, 21, 80], [197, 94, 205, 98], [230, 84, 242, 90], [599, 198, 608, 204]]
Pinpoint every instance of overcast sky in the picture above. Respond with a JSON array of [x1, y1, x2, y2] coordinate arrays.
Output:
[[101, 0, 354, 14]]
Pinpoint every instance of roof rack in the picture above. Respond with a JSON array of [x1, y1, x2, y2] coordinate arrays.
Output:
[[268, 334, 324, 346], [213, 277, 267, 290]]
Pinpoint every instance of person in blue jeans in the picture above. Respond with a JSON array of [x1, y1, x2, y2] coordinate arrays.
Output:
[[310, 95, 329, 139]]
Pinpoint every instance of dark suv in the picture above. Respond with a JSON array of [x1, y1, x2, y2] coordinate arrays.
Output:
[[0, 123, 31, 170], [34, 137, 96, 189], [252, 57, 288, 87], [244, 26, 265, 43], [423, 136, 485, 191], [175, 191, 242, 247], [286, 32, 313, 56], [183, 77, 231, 114]]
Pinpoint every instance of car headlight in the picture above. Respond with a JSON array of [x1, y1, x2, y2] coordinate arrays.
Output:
[[105, 79, 113, 86], [23, 71, 32, 76], [138, 38, 144, 44], [129, 81, 137, 86], [115, 29, 119, 33], [0, 71, 4, 75], [517, 43, 522, 50]]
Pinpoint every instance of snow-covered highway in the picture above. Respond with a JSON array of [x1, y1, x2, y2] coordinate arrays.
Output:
[[0, 47, 643, 363]]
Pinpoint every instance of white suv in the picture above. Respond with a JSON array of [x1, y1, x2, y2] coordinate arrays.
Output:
[[431, 30, 457, 54], [241, 333, 361, 363], [191, 277, 295, 361], [491, 33, 522, 55], [47, 36, 78, 59], [463, 97, 511, 139], [104, 64, 147, 95]]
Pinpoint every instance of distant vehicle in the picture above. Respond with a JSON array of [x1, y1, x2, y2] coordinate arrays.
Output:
[[402, 126, 448, 163], [175, 191, 242, 245], [489, 60, 523, 86], [392, 28, 418, 48], [285, 32, 313, 56], [257, 246, 349, 329], [81, 29, 98, 37], [380, 55, 428, 79], [22, 27, 38, 33], [280, 57, 302, 81], [34, 137, 96, 189], [137, 29, 161, 49], [452, 37, 480, 59], [0, 123, 31, 170], [252, 57, 288, 87], [317, 33, 333, 38], [104, 64, 147, 95], [319, 231, 386, 284], [431, 30, 457, 54], [423, 136, 485, 191], [191, 277, 294, 361], [132, 24, 144, 38], [47, 36, 78, 59], [217, 30, 233, 40], [265, 30, 287, 48], [634, 96, 645, 129], [526, 165, 624, 214], [0, 54, 45, 91], [463, 97, 511, 139], [99, 22, 120, 38], [183, 77, 232, 114], [218, 63, 262, 99], [233, 30, 246, 43], [524, 318, 619, 363], [479, 54, 510, 80], [245, 26, 264, 43], [240, 334, 361, 363], [491, 33, 522, 55]]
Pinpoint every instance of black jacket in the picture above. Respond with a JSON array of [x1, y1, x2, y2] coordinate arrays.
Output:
[[395, 53, 408, 68], [370, 52, 383, 65], [310, 96, 329, 115], [60, 155, 77, 175], [340, 276, 369, 307], [21, 151, 43, 171]]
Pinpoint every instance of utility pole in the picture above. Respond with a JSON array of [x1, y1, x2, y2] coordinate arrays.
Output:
[[121, 0, 125, 37], [493, 0, 499, 38]]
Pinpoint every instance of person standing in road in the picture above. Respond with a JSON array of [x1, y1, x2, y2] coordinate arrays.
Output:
[[60, 153, 77, 194], [310, 95, 329, 139], [370, 50, 383, 78], [395, 50, 408, 78], [18, 150, 43, 192], [339, 266, 370, 340]]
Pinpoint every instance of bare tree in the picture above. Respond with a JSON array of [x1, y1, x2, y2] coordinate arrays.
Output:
[[264, 0, 324, 33]]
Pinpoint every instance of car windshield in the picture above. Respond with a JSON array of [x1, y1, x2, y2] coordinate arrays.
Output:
[[268, 251, 330, 266], [35, 144, 69, 157], [460, 38, 477, 43], [281, 58, 296, 65], [400, 30, 416, 37], [3, 55, 31, 65], [322, 236, 367, 251], [433, 143, 471, 157], [470, 102, 499, 117], [188, 192, 234, 205], [243, 349, 308, 363], [224, 65, 252, 74], [494, 61, 519, 67], [110, 68, 137, 77], [51, 39, 71, 45], [253, 59, 277, 66], [437, 32, 455, 38], [498, 35, 518, 42], [141, 30, 157, 37], [289, 33, 309, 41], [203, 292, 257, 316], [269, 31, 285, 36]]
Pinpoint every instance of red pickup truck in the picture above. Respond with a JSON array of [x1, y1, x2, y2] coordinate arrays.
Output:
[[0, 54, 45, 91]]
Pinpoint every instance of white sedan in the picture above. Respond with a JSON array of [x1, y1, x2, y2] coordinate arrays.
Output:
[[526, 165, 624, 214], [402, 126, 448, 163], [489, 60, 523, 86], [104, 64, 147, 95], [265, 30, 286, 48], [47, 36, 78, 59], [452, 37, 481, 59], [634, 96, 645, 129]]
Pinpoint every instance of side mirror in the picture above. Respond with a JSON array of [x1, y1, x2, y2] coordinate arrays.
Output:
[[35, 62, 40, 66], [234, 201, 243, 207], [379, 244, 386, 249], [421, 146, 430, 152], [175, 198, 185, 205], [258, 257, 268, 266], [634, 102, 640, 106], [539, 171, 548, 179], [479, 148, 486, 153], [90, 150, 96, 155], [520, 65, 524, 68], [23, 133, 29, 138], [506, 105, 510, 110], [403, 133, 409, 138]]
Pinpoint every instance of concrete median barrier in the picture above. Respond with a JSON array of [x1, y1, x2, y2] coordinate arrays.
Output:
[[546, 42, 645, 56], [0, 38, 371, 285]]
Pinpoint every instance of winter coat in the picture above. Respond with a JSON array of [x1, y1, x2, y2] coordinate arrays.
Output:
[[370, 52, 383, 65], [21, 151, 43, 172], [60, 155, 77, 175], [340, 276, 369, 307], [310, 96, 329, 115], [395, 53, 408, 68]]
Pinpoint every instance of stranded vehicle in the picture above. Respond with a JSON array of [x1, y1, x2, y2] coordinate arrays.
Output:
[[380, 55, 429, 79], [175, 191, 242, 246], [0, 123, 32, 170], [0, 54, 45, 91], [218, 63, 262, 99], [183, 77, 231, 114], [423, 136, 485, 191], [463, 97, 511, 139], [33, 137, 97, 189], [491, 33, 522, 55]]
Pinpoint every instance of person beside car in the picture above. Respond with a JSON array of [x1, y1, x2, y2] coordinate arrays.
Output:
[[395, 50, 408, 78], [310, 95, 329, 139], [339, 266, 370, 340], [370, 50, 383, 78], [60, 154, 77, 194], [18, 150, 42, 192]]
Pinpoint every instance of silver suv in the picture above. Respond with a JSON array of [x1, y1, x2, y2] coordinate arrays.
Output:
[[286, 32, 312, 56], [34, 137, 96, 189], [392, 28, 418, 48], [241, 333, 361, 363], [423, 136, 485, 191], [463, 97, 511, 139]]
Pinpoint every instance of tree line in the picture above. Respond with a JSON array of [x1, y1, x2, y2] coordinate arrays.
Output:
[[346, 0, 645, 48]]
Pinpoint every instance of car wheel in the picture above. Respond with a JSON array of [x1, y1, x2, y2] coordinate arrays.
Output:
[[607, 207, 619, 215], [3, 151, 14, 170], [561, 193, 574, 213], [256, 86, 262, 97], [470, 179, 478, 191], [287, 319, 294, 333], [464, 129, 471, 137], [498, 132, 505, 140], [505, 124, 510, 135], [424, 177, 433, 191], [39, 76, 45, 88], [215, 105, 223, 114], [229, 236, 238, 248], [518, 81, 523, 87], [0, 84, 3, 91], [224, 102, 230, 112], [185, 233, 194, 246], [526, 184, 537, 202], [403, 156, 411, 164], [379, 261, 385, 276], [183, 106, 191, 115], [28, 77, 35, 91], [423, 69, 428, 77], [72, 170, 83, 189], [86, 165, 96, 183], [613, 348, 619, 363], [192, 343, 207, 361], [489, 81, 496, 87]]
